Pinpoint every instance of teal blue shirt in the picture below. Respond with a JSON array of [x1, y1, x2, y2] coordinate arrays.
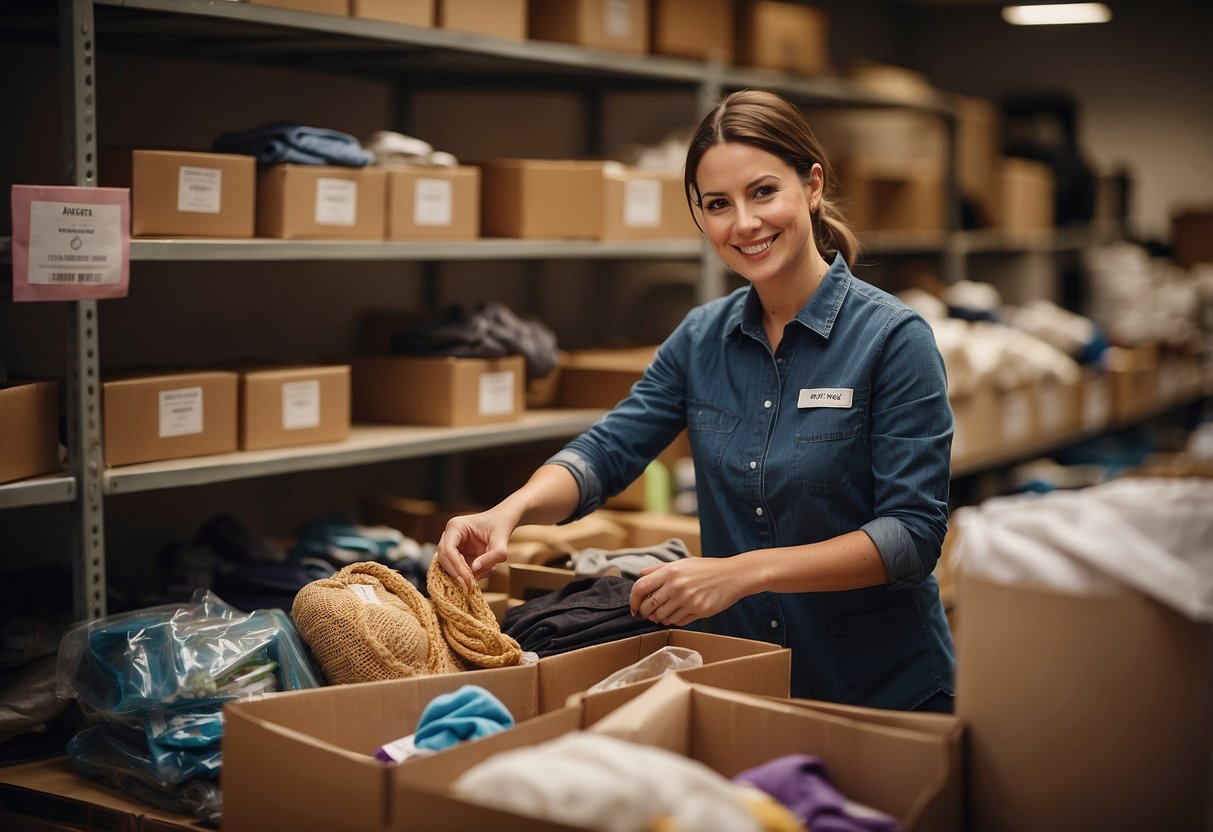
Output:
[[550, 254, 955, 708]]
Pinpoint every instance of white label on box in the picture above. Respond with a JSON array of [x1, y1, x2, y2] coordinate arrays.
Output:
[[159, 386, 204, 438], [1083, 377, 1110, 430], [281, 379, 321, 430], [177, 166, 222, 214], [314, 178, 357, 226], [1038, 383, 1062, 434], [623, 179, 661, 228], [414, 178, 453, 227], [478, 371, 515, 416], [27, 200, 123, 286], [604, 0, 632, 38], [348, 584, 381, 604], [1001, 389, 1031, 444]]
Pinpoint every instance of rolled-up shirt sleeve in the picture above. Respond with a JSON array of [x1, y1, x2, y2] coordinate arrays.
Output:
[[546, 448, 606, 521]]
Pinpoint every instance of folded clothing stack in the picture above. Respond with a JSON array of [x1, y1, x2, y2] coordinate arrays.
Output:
[[214, 121, 373, 167]]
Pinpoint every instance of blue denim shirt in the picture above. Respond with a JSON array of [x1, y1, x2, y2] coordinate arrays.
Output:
[[550, 254, 955, 709]]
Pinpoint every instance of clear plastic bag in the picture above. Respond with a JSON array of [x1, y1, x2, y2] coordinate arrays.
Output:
[[56, 590, 319, 721], [587, 646, 703, 693], [55, 590, 320, 823]]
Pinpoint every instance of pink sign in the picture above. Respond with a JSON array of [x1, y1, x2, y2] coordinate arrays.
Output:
[[10, 184, 131, 302]]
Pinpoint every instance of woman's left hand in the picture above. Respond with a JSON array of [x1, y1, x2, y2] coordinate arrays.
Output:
[[629, 557, 746, 627]]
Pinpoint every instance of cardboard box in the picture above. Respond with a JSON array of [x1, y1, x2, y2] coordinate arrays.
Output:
[[1079, 365, 1112, 433], [0, 381, 59, 485], [351, 0, 434, 26], [256, 164, 386, 240], [509, 562, 579, 601], [480, 159, 604, 239], [0, 756, 210, 832], [650, 0, 733, 62], [956, 570, 1212, 831], [555, 345, 656, 408], [996, 156, 1054, 232], [101, 149, 256, 238], [950, 380, 1041, 467], [956, 95, 1002, 227], [735, 0, 830, 76], [763, 694, 966, 832], [528, 0, 649, 55], [237, 364, 351, 451], [102, 371, 238, 467], [384, 165, 479, 240], [1171, 209, 1213, 267], [837, 158, 946, 234], [221, 631, 790, 832], [1106, 343, 1159, 424], [349, 354, 525, 426], [1034, 374, 1082, 440], [601, 165, 698, 241], [246, 0, 347, 13], [394, 676, 958, 832], [438, 0, 527, 39]]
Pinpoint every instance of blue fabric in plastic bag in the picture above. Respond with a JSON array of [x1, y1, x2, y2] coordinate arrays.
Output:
[[56, 590, 320, 823]]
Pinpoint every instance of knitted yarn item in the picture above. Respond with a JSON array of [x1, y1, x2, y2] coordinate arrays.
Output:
[[426, 558, 523, 669], [292, 561, 465, 685]]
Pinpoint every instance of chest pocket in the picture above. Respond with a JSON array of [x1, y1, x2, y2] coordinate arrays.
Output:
[[791, 390, 867, 493], [687, 398, 740, 471]]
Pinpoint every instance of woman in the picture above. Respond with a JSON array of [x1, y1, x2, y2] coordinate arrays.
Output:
[[437, 90, 955, 712]]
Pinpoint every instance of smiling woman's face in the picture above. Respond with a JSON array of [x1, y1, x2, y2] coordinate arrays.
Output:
[[694, 141, 822, 287]]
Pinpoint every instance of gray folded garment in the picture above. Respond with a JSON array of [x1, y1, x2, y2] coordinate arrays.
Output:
[[571, 538, 691, 579], [389, 300, 558, 382]]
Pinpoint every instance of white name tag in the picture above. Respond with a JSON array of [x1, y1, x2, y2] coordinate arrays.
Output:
[[798, 387, 853, 408]]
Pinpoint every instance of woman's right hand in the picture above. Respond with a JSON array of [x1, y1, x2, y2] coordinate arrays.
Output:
[[436, 509, 516, 589]]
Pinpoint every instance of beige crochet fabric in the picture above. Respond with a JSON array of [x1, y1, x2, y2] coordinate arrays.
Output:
[[427, 558, 523, 669], [292, 561, 465, 684]]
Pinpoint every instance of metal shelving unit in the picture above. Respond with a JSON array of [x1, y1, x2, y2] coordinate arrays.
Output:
[[3, 0, 967, 619]]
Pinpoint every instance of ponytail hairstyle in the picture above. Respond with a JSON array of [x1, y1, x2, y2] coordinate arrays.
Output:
[[684, 89, 860, 268]]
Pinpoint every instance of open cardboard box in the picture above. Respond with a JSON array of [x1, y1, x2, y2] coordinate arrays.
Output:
[[392, 675, 961, 831], [957, 570, 1212, 831], [223, 631, 789, 831]]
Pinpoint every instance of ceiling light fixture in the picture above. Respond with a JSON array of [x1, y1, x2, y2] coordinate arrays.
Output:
[[1002, 3, 1112, 25]]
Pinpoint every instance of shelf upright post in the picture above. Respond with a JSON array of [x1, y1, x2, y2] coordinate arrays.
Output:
[[695, 65, 726, 305], [60, 0, 107, 621]]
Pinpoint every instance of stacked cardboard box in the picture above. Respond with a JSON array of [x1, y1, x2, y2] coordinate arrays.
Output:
[[0, 381, 60, 484]]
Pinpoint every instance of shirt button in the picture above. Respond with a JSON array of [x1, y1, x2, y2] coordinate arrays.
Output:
[[755, 507, 763, 517], [750, 461, 758, 469], [763, 400, 772, 408], [770, 619, 779, 629]]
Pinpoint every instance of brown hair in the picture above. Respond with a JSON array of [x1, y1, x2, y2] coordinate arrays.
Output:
[[684, 89, 859, 267]]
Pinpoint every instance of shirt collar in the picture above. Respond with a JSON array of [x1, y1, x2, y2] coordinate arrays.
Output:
[[728, 252, 852, 342]]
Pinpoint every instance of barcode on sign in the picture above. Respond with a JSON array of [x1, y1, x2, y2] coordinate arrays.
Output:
[[48, 272, 104, 283]]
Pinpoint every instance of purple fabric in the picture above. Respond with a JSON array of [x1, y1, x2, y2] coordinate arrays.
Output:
[[733, 754, 901, 832]]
